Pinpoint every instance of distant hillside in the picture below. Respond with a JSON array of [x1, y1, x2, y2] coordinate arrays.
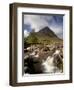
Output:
[[24, 26, 62, 45]]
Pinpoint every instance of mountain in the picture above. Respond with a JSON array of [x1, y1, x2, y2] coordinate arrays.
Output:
[[37, 26, 58, 38], [24, 26, 62, 45]]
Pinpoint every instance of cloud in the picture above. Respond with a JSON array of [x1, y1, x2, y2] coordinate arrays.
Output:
[[49, 24, 63, 38], [24, 15, 49, 32], [24, 29, 30, 37], [24, 15, 63, 39]]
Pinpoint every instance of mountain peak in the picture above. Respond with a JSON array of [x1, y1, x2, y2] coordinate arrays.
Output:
[[42, 26, 50, 30], [38, 26, 58, 38]]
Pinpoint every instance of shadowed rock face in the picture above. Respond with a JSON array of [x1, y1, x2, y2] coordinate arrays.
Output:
[[24, 56, 44, 74]]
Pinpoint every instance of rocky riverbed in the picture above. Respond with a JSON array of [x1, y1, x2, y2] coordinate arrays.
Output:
[[24, 44, 63, 74]]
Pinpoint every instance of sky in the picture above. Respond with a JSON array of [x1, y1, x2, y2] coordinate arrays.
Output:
[[23, 14, 63, 39]]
